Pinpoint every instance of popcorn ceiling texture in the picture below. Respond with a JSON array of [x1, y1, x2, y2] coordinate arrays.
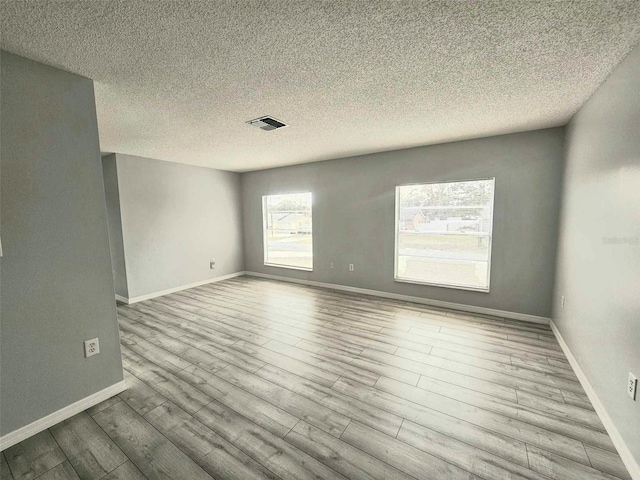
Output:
[[2, 1, 640, 172]]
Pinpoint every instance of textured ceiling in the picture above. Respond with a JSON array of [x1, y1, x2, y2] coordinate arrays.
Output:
[[2, 1, 640, 172]]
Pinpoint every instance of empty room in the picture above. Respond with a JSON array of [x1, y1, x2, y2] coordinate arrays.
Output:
[[1, 1, 639, 479]]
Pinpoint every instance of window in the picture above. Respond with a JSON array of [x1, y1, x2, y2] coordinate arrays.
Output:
[[263, 192, 313, 270], [395, 178, 495, 291]]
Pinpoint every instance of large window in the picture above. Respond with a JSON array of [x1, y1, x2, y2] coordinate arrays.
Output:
[[395, 178, 495, 291], [263, 192, 313, 270]]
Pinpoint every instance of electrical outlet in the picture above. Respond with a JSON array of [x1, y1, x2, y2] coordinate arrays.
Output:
[[349, 263, 355, 272], [84, 338, 100, 358], [561, 296, 565, 309], [210, 259, 216, 269], [629, 372, 637, 400], [330, 262, 335, 269]]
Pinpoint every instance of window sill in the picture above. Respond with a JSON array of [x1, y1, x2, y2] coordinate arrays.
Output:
[[264, 263, 313, 272], [394, 276, 490, 293]]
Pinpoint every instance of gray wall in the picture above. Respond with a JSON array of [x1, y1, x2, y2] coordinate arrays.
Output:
[[112, 154, 244, 298], [102, 154, 129, 298], [553, 45, 640, 462], [0, 52, 124, 435], [242, 128, 565, 318]]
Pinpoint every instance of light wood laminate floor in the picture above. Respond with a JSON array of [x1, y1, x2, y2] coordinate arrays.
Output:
[[2, 277, 632, 480]]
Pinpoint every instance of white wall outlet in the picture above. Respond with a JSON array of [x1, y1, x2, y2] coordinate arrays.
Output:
[[349, 263, 355, 272], [84, 338, 100, 358], [628, 372, 637, 400], [210, 259, 216, 269], [561, 296, 566, 309], [330, 262, 335, 269]]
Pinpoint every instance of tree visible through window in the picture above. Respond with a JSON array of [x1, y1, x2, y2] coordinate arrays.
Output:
[[263, 192, 313, 270], [395, 179, 495, 291]]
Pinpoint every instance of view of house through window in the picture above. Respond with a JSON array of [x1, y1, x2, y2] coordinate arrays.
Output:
[[395, 179, 495, 291], [263, 192, 313, 270]]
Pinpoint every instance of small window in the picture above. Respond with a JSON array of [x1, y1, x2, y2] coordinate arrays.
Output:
[[395, 178, 495, 291], [263, 192, 313, 270]]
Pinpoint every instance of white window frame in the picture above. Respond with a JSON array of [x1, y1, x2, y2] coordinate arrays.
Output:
[[262, 192, 313, 271], [394, 178, 495, 293]]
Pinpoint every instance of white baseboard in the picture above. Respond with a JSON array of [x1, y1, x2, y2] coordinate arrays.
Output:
[[550, 320, 640, 480], [0, 379, 127, 451], [115, 272, 245, 304], [244, 271, 550, 325]]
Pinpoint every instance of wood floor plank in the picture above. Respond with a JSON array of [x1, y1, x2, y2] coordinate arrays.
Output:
[[192, 294, 404, 352], [444, 311, 552, 334], [148, 299, 273, 346], [119, 330, 193, 374], [295, 339, 420, 386], [526, 445, 623, 480], [49, 412, 128, 480], [381, 326, 560, 363], [548, 357, 573, 370], [177, 332, 267, 372], [36, 461, 80, 480], [400, 310, 540, 338], [194, 400, 349, 480], [397, 419, 551, 480], [263, 340, 381, 386], [422, 319, 545, 340], [165, 293, 304, 345], [85, 396, 122, 417], [436, 324, 509, 340], [230, 340, 340, 387], [176, 364, 298, 437], [510, 355, 580, 382], [145, 401, 281, 480], [256, 364, 403, 437], [92, 401, 213, 480], [270, 320, 400, 355], [117, 371, 167, 416], [515, 390, 605, 431], [562, 390, 597, 411], [332, 377, 530, 466], [276, 329, 367, 356], [375, 328, 512, 362], [119, 318, 229, 373], [508, 333, 560, 347], [4, 430, 66, 480], [116, 306, 185, 339], [400, 346, 580, 398], [1, 453, 13, 480], [120, 304, 267, 372], [432, 326, 563, 352], [191, 286, 392, 354], [321, 319, 385, 335], [360, 347, 518, 401], [120, 303, 238, 346], [409, 374, 612, 450], [341, 421, 482, 480], [349, 375, 592, 465], [285, 420, 416, 480], [99, 461, 147, 480], [384, 375, 614, 455], [176, 289, 309, 331], [122, 350, 212, 415], [216, 364, 351, 437], [584, 445, 633, 480]]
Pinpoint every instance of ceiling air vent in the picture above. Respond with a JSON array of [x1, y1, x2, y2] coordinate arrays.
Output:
[[246, 116, 288, 131]]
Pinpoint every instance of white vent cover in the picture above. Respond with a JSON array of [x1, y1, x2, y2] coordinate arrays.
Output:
[[246, 116, 288, 131]]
